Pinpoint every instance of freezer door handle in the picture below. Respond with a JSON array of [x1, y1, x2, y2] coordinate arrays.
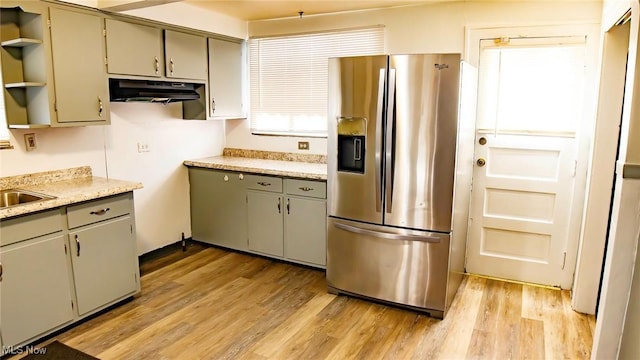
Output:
[[334, 222, 441, 243], [385, 68, 397, 213], [375, 68, 386, 213]]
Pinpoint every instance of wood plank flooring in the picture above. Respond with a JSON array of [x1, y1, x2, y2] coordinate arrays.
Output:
[[29, 242, 596, 359]]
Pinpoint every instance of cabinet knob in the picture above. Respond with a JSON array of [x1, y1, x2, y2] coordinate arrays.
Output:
[[238, 174, 244, 180], [223, 175, 229, 182]]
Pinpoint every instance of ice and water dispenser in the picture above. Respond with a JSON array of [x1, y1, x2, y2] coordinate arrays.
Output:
[[337, 117, 366, 174]]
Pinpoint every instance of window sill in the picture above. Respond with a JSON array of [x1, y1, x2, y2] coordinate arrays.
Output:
[[250, 131, 327, 138]]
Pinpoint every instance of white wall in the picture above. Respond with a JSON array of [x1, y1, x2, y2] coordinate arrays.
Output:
[[104, 103, 225, 254], [0, 3, 247, 255], [122, 2, 247, 39], [227, 1, 602, 155], [592, 0, 640, 358]]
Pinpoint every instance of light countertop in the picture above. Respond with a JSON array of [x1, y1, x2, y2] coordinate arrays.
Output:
[[184, 156, 327, 180], [0, 167, 142, 220]]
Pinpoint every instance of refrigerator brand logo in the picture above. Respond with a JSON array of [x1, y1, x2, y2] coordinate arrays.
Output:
[[435, 64, 449, 70]]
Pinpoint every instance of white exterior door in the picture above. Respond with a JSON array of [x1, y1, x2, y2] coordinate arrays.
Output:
[[466, 37, 587, 287]]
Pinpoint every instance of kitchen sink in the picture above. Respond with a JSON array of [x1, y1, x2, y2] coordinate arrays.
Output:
[[0, 189, 55, 208]]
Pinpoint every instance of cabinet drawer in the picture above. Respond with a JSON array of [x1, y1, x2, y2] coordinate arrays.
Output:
[[245, 175, 283, 192], [67, 193, 132, 229], [285, 179, 326, 199], [1, 209, 63, 247]]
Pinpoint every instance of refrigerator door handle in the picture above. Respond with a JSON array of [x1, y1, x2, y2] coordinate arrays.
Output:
[[385, 68, 397, 213], [334, 222, 441, 243], [375, 68, 386, 213]]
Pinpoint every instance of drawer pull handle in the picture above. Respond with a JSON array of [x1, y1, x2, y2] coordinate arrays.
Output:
[[90, 208, 110, 216], [277, 198, 281, 213], [286, 198, 290, 214], [299, 187, 314, 192], [0, 262, 3, 282], [76, 234, 81, 257], [258, 182, 271, 187]]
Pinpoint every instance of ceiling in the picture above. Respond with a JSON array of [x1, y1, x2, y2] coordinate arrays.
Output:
[[106, 0, 443, 21]]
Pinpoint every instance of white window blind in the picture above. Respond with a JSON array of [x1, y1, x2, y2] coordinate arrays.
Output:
[[249, 27, 384, 136]]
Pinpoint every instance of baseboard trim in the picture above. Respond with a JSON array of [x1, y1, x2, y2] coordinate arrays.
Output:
[[138, 237, 195, 264]]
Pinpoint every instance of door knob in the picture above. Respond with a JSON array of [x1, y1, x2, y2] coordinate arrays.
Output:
[[478, 137, 487, 145], [477, 158, 486, 167]]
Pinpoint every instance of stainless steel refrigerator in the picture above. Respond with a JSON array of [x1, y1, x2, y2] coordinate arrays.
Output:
[[327, 54, 464, 318]]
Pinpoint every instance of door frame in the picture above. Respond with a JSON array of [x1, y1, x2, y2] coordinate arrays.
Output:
[[464, 23, 601, 292]]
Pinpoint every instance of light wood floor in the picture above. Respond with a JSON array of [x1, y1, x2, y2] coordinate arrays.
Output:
[[34, 243, 596, 359]]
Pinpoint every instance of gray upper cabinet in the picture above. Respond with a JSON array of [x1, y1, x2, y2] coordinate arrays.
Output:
[[105, 19, 162, 78], [0, 3, 56, 128], [165, 30, 207, 80], [208, 38, 244, 119], [49, 8, 109, 124]]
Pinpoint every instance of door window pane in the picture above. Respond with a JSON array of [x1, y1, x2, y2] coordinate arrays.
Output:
[[477, 41, 586, 134]]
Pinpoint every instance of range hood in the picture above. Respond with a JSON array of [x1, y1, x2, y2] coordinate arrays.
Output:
[[109, 78, 201, 103]]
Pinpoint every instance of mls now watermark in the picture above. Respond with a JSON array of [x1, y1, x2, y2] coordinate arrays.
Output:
[[2, 345, 48, 356]]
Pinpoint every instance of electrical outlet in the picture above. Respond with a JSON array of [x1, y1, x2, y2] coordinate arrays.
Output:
[[137, 142, 150, 153], [298, 141, 309, 150], [24, 133, 37, 151]]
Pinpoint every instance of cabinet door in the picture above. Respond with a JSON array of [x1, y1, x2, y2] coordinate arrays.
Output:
[[285, 197, 327, 266], [189, 168, 247, 251], [208, 38, 244, 118], [0, 234, 73, 347], [69, 216, 137, 316], [165, 30, 207, 80], [105, 19, 162, 77], [247, 191, 283, 257], [49, 8, 109, 124]]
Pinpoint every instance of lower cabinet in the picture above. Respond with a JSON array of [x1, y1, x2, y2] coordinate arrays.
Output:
[[69, 216, 137, 316], [0, 233, 74, 348], [0, 192, 139, 349], [285, 196, 327, 266], [189, 168, 327, 267], [189, 168, 247, 251], [245, 176, 327, 267], [247, 191, 284, 256]]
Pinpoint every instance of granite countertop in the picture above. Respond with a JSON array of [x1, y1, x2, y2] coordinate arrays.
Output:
[[0, 166, 143, 220], [184, 148, 328, 180]]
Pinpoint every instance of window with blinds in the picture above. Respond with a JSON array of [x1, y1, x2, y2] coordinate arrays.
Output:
[[249, 27, 384, 136]]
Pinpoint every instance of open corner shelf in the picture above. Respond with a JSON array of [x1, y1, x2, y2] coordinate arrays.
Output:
[[5, 82, 46, 89], [8, 123, 50, 129], [1, 38, 42, 48]]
